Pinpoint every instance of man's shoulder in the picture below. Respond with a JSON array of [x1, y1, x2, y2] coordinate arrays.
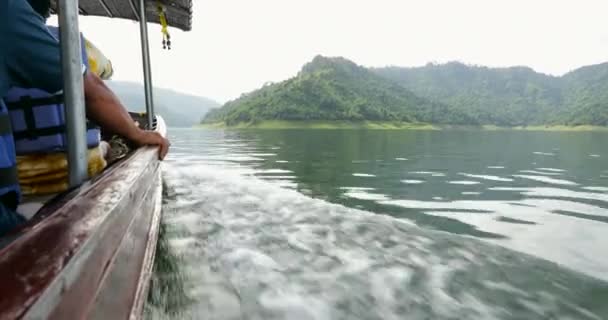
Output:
[[2, 0, 65, 93], [6, 0, 46, 29], [6, 0, 26, 18]]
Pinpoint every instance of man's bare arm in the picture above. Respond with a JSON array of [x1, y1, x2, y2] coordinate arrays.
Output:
[[83, 72, 169, 160]]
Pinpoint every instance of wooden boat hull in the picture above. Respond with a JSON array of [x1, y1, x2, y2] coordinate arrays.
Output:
[[0, 115, 166, 320]]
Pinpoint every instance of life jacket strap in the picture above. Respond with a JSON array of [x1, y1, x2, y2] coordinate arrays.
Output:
[[0, 114, 11, 136], [6, 94, 65, 140], [13, 122, 98, 141], [6, 94, 99, 141], [5, 94, 64, 110]]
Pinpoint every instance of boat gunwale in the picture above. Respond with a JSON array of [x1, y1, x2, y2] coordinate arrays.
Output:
[[129, 176, 162, 319]]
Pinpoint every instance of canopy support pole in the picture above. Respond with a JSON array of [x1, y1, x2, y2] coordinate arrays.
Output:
[[58, 0, 88, 187], [138, 0, 155, 128]]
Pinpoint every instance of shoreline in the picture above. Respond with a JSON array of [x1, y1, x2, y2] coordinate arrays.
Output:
[[198, 121, 608, 131]]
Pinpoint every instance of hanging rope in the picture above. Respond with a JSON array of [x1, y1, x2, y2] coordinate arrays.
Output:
[[157, 1, 171, 50]]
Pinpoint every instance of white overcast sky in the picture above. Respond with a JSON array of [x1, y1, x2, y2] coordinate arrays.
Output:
[[51, 0, 608, 103]]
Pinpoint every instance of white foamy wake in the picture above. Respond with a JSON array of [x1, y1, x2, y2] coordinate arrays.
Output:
[[153, 162, 606, 320], [489, 187, 608, 203], [448, 180, 481, 185], [583, 186, 608, 193], [409, 171, 446, 177], [342, 189, 390, 201], [459, 173, 513, 182], [518, 170, 562, 176], [512, 175, 578, 186], [352, 173, 376, 177], [401, 179, 425, 184], [380, 191, 608, 281], [537, 167, 566, 172], [533, 152, 556, 156]]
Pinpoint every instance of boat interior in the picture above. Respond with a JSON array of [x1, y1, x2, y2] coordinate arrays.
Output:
[[0, 113, 166, 319], [2, 112, 156, 243], [0, 1, 192, 318]]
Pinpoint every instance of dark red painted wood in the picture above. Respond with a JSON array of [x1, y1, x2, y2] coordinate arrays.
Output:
[[88, 176, 162, 319]]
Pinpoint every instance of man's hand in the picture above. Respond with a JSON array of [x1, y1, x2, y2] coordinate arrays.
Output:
[[132, 130, 170, 160], [83, 72, 170, 160]]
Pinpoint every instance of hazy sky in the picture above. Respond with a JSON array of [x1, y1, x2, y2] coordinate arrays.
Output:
[[51, 0, 608, 103]]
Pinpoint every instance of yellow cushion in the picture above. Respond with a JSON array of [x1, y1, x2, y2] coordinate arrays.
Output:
[[17, 147, 107, 196]]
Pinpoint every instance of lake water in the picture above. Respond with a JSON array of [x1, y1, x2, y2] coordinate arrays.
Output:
[[146, 128, 608, 320]]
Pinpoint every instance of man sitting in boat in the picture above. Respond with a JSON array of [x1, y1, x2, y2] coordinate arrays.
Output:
[[27, 0, 114, 80], [5, 0, 115, 197], [0, 0, 170, 236]]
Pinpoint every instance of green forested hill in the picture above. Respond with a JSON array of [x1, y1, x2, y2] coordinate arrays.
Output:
[[373, 62, 564, 126], [204, 56, 477, 125], [561, 63, 608, 125], [205, 56, 608, 127], [374, 62, 608, 126]]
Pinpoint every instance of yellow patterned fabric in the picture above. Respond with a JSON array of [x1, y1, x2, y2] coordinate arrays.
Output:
[[17, 146, 107, 195], [85, 38, 113, 80]]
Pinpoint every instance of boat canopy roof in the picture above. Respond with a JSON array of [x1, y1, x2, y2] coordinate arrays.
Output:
[[50, 0, 193, 31]]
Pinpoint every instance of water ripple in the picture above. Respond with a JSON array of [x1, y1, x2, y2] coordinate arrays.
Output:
[[158, 164, 608, 320]]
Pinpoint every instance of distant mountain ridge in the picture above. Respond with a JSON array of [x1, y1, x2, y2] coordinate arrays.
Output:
[[205, 56, 608, 127], [204, 56, 476, 125], [560, 63, 608, 125], [106, 81, 220, 127], [373, 62, 564, 126], [373, 61, 608, 126]]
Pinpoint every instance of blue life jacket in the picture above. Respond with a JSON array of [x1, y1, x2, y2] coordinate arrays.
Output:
[[4, 27, 100, 155], [0, 100, 20, 210]]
